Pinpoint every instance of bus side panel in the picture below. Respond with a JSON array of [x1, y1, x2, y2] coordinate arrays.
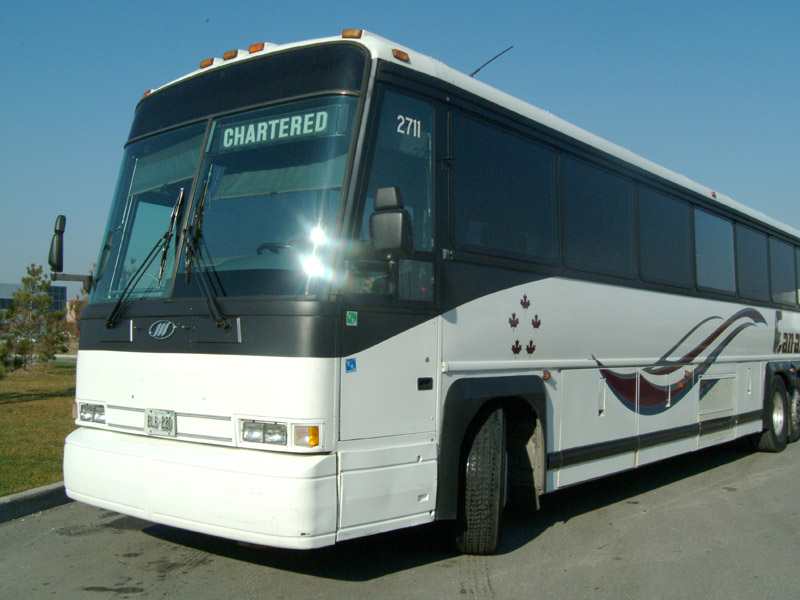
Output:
[[556, 368, 636, 487], [337, 442, 437, 541]]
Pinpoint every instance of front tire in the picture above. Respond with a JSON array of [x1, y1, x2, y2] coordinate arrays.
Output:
[[456, 408, 506, 555], [757, 377, 789, 452]]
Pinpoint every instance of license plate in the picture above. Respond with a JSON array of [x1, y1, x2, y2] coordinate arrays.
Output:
[[145, 408, 177, 437]]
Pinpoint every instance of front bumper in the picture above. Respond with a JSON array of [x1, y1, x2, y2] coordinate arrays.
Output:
[[64, 427, 338, 549]]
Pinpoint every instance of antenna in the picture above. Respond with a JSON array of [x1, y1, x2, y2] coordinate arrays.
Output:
[[469, 45, 514, 78]]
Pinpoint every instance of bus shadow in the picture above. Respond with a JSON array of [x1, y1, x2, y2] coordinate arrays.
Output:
[[142, 442, 754, 580], [499, 440, 754, 553]]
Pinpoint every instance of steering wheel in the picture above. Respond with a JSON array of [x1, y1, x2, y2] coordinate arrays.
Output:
[[256, 242, 294, 255]]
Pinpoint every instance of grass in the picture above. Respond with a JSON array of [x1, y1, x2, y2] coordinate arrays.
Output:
[[0, 362, 77, 497]]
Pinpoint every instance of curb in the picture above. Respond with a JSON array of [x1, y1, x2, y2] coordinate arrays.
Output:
[[0, 482, 73, 524]]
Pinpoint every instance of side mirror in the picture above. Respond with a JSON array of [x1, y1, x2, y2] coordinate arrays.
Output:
[[47, 215, 94, 294], [369, 187, 413, 259], [49, 215, 66, 273]]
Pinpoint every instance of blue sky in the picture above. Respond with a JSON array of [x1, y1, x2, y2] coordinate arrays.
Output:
[[1, 1, 798, 296]]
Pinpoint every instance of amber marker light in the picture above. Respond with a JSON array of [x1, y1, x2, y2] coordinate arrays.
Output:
[[342, 29, 363, 39], [223, 50, 238, 61], [199, 58, 214, 69], [141, 90, 151, 99], [249, 42, 265, 53], [392, 48, 410, 61], [542, 371, 552, 381]]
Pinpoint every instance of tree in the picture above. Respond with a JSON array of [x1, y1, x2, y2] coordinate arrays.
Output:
[[0, 264, 69, 370]]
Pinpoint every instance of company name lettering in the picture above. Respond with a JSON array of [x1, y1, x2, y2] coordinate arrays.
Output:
[[222, 110, 329, 149]]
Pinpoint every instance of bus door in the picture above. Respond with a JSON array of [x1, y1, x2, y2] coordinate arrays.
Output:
[[336, 86, 441, 538]]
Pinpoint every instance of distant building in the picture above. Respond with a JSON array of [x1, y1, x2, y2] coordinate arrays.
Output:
[[0, 283, 67, 312]]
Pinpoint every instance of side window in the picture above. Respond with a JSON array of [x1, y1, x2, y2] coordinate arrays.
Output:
[[735, 225, 769, 301], [770, 238, 796, 306], [451, 111, 557, 261], [796, 247, 800, 305], [563, 157, 635, 277], [638, 188, 692, 287], [359, 90, 434, 252], [694, 209, 735, 293], [350, 89, 434, 301]]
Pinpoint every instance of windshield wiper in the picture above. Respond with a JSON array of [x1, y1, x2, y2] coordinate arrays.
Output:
[[105, 188, 185, 329], [183, 178, 229, 330], [157, 187, 185, 287]]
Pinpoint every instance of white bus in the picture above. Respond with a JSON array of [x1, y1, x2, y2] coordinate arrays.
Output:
[[51, 30, 800, 555]]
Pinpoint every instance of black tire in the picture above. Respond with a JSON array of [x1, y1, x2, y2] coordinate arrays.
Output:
[[788, 387, 800, 444], [455, 408, 506, 555], [757, 377, 789, 452]]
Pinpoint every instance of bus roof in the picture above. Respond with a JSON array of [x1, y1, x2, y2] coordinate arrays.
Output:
[[147, 30, 800, 241]]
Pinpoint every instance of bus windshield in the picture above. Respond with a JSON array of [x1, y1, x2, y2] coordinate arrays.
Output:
[[91, 95, 358, 302]]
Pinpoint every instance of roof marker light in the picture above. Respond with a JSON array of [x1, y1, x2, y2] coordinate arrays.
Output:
[[342, 29, 363, 39], [392, 48, 410, 62], [141, 90, 152, 99], [199, 58, 214, 69], [711, 191, 717, 198], [249, 42, 265, 53], [223, 50, 239, 61]]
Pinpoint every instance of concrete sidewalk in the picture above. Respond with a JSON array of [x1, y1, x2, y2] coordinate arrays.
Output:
[[0, 482, 72, 524]]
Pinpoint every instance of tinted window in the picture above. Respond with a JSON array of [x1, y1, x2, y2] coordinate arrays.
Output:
[[770, 238, 796, 305], [563, 157, 634, 276], [694, 210, 735, 293], [638, 188, 692, 287], [130, 45, 367, 139], [796, 248, 800, 304], [735, 225, 769, 301], [349, 89, 435, 301], [451, 112, 557, 260], [361, 91, 434, 252]]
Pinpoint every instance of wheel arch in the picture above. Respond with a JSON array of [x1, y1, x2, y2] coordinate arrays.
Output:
[[435, 375, 548, 521]]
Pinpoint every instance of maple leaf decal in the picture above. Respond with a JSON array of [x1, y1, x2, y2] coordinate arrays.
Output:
[[520, 294, 531, 310], [526, 340, 536, 355], [511, 340, 522, 356], [508, 313, 520, 329], [531, 314, 542, 329]]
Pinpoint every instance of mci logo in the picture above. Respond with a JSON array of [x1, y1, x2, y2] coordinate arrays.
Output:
[[148, 320, 176, 340]]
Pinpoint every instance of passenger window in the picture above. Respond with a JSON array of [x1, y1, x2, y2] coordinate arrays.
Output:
[[770, 238, 797, 305], [639, 188, 692, 287], [736, 225, 769, 301], [694, 210, 735, 293], [563, 157, 634, 277], [451, 111, 557, 261]]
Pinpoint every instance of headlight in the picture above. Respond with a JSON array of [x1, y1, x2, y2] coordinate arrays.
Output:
[[78, 403, 106, 424], [241, 420, 286, 445]]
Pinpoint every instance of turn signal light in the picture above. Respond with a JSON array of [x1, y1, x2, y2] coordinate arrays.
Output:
[[294, 425, 320, 448], [392, 48, 410, 62]]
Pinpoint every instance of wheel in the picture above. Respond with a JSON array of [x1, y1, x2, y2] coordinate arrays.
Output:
[[757, 377, 789, 452], [456, 408, 506, 555], [788, 388, 800, 444]]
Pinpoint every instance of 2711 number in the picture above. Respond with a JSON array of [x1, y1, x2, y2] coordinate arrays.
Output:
[[396, 115, 421, 138]]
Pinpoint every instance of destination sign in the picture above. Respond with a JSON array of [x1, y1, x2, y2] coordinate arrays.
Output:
[[214, 104, 346, 152]]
